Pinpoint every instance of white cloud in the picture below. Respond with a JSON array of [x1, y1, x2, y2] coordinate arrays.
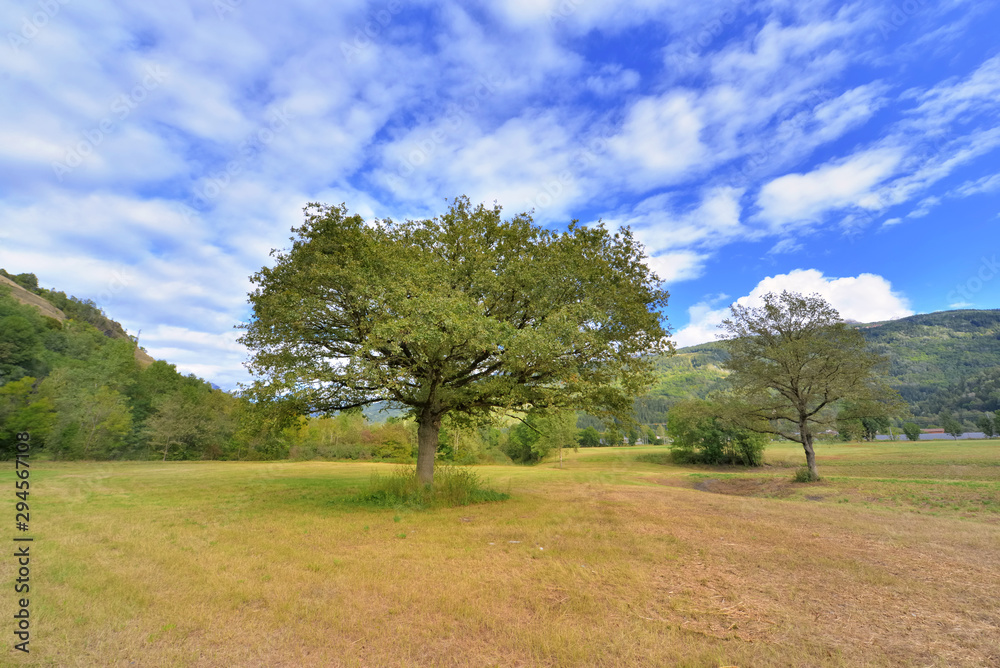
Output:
[[756, 148, 903, 229], [609, 93, 708, 188], [906, 196, 940, 218], [375, 111, 582, 220], [585, 65, 640, 97], [873, 127, 1000, 210], [708, 17, 855, 86], [645, 250, 709, 284], [767, 238, 803, 254], [906, 54, 1000, 132], [627, 186, 745, 252], [744, 270, 913, 322], [141, 325, 248, 388], [483, 0, 740, 35], [806, 82, 890, 144], [671, 301, 731, 348], [954, 172, 1000, 197], [671, 269, 914, 348]]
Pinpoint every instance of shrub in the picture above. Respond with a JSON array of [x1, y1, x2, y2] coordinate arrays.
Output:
[[666, 399, 768, 466], [901, 422, 922, 442], [372, 437, 410, 461], [792, 466, 818, 483], [353, 465, 509, 509], [577, 426, 601, 447]]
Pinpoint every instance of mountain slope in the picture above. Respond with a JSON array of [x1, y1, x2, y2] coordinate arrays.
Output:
[[860, 310, 1000, 403], [0, 274, 65, 322], [0, 271, 155, 366]]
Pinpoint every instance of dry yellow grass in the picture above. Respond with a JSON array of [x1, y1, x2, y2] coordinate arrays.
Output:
[[2, 442, 999, 666]]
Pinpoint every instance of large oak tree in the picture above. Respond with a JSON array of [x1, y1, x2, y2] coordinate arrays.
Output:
[[719, 291, 903, 481], [239, 197, 671, 483]]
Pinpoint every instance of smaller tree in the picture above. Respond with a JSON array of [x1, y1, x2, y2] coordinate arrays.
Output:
[[146, 389, 235, 461], [535, 410, 578, 467], [940, 411, 963, 439], [901, 422, 922, 442], [861, 416, 891, 441], [719, 292, 903, 480], [976, 413, 996, 439], [504, 415, 544, 464], [837, 401, 894, 441]]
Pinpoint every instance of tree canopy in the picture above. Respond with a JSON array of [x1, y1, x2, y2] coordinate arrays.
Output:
[[719, 291, 903, 480], [239, 196, 671, 483]]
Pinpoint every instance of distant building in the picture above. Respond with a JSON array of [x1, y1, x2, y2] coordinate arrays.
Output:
[[922, 428, 945, 434]]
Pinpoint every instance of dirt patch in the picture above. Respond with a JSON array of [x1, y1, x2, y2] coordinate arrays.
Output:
[[689, 476, 798, 498], [693, 478, 718, 492]]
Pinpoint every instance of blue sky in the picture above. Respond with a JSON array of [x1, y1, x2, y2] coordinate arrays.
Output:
[[2, 0, 999, 390]]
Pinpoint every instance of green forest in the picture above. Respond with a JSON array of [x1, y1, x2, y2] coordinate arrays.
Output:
[[2, 269, 998, 462]]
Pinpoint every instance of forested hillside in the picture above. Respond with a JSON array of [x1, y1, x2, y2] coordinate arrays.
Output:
[[0, 271, 283, 460], [862, 310, 1000, 403]]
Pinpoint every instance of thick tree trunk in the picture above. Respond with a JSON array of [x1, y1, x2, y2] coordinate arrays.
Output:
[[416, 415, 441, 485], [800, 421, 819, 481]]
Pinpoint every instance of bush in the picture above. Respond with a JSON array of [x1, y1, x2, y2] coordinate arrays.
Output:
[[353, 465, 509, 509], [792, 467, 818, 483], [666, 400, 768, 466], [901, 422, 922, 442], [577, 426, 601, 447]]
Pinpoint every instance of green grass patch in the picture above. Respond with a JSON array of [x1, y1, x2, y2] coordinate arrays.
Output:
[[350, 464, 510, 509]]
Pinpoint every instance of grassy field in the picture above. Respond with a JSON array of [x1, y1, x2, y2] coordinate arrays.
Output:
[[2, 441, 999, 667]]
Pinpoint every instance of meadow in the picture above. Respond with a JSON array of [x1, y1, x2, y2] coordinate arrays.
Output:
[[2, 441, 999, 667]]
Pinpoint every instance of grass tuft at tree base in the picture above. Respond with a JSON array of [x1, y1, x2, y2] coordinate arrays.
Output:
[[792, 466, 820, 483], [351, 464, 510, 509]]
